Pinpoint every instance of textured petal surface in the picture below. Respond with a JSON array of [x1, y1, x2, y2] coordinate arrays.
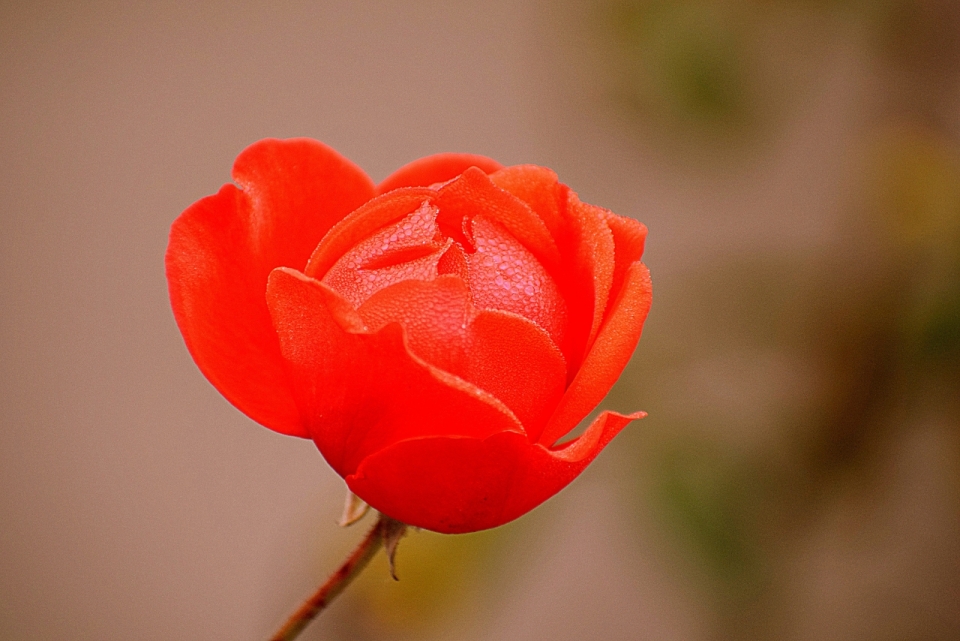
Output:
[[489, 164, 566, 241], [490, 167, 619, 376], [266, 268, 524, 476], [565, 193, 616, 360], [358, 277, 567, 435], [305, 188, 436, 281], [539, 262, 653, 446], [437, 167, 560, 274], [462, 310, 567, 439], [376, 153, 503, 194], [322, 201, 449, 307], [166, 139, 375, 436], [357, 275, 472, 376], [346, 410, 642, 533], [466, 215, 566, 347], [601, 210, 648, 316]]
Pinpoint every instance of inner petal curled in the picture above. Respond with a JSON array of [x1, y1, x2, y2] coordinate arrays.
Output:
[[466, 215, 567, 348], [322, 201, 448, 307]]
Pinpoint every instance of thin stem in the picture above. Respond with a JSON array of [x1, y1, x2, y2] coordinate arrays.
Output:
[[269, 514, 388, 641]]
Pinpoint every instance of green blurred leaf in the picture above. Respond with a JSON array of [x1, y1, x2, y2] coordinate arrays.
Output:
[[651, 442, 764, 590]]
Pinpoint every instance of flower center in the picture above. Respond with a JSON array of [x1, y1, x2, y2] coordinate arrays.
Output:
[[322, 200, 566, 348]]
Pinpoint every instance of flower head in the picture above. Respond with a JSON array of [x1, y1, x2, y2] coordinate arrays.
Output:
[[167, 139, 652, 533]]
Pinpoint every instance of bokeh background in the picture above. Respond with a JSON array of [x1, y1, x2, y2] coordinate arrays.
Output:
[[2, 1, 959, 639]]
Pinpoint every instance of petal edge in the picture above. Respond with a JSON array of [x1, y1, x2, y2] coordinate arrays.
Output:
[[346, 410, 642, 533], [266, 267, 525, 476]]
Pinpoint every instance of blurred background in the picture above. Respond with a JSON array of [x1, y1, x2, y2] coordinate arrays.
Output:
[[2, 1, 958, 639]]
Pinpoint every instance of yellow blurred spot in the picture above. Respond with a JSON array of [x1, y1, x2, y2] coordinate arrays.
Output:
[[347, 526, 506, 636], [869, 126, 960, 248]]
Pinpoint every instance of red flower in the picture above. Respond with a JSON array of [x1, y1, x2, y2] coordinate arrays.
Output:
[[166, 138, 652, 533]]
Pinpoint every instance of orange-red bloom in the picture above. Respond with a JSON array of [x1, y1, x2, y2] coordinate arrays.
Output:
[[166, 139, 652, 533]]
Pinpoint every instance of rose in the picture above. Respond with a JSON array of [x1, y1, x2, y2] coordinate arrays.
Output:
[[166, 138, 652, 533]]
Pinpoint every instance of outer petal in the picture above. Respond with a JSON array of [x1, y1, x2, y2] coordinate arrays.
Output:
[[346, 410, 643, 533], [358, 277, 567, 435], [463, 310, 567, 439], [566, 193, 616, 359], [376, 153, 503, 194], [601, 210, 647, 316], [166, 138, 375, 437], [538, 262, 653, 446], [266, 267, 524, 477]]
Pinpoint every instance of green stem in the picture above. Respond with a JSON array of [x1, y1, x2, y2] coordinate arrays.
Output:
[[268, 514, 389, 641]]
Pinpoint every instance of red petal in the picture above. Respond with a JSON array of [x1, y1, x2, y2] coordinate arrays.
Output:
[[304, 188, 436, 281], [538, 262, 652, 446], [567, 191, 620, 358], [604, 211, 647, 264], [490, 167, 620, 377], [602, 211, 648, 313], [358, 277, 566, 434], [166, 139, 375, 437], [437, 167, 561, 274], [321, 201, 448, 307], [265, 268, 524, 477], [465, 215, 566, 348], [357, 275, 472, 376], [437, 242, 469, 279], [376, 153, 503, 194], [489, 165, 566, 241], [464, 310, 567, 439], [346, 410, 642, 533]]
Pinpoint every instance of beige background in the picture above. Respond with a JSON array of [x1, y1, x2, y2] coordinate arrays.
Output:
[[3, 1, 959, 640]]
